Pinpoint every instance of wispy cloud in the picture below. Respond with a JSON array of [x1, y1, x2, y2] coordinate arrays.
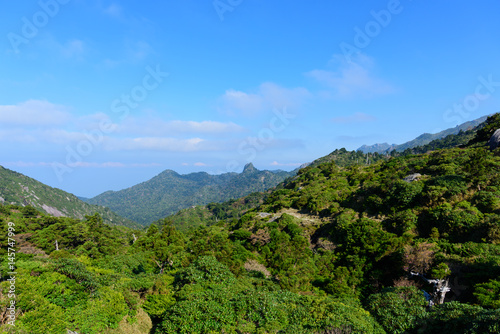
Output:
[[40, 129, 92, 144], [75, 113, 118, 131], [0, 161, 53, 168], [181, 162, 212, 167], [104, 137, 206, 152], [331, 112, 377, 124], [118, 118, 244, 136], [270, 161, 303, 167], [65, 161, 161, 168], [0, 161, 161, 168], [37, 35, 86, 60], [0, 128, 100, 145], [103, 3, 123, 17], [219, 89, 264, 115], [0, 129, 38, 143], [101, 39, 155, 68], [306, 53, 395, 98], [61, 39, 85, 59], [218, 82, 310, 116], [0, 100, 71, 126], [127, 40, 154, 61], [0, 100, 246, 155]]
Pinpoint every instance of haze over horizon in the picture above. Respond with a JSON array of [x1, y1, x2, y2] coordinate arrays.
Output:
[[1, 1, 499, 197]]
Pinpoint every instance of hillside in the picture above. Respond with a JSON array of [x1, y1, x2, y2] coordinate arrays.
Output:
[[311, 147, 388, 167], [161, 113, 500, 233], [87, 163, 296, 225], [164, 191, 269, 232], [2, 114, 500, 333], [358, 115, 488, 153], [0, 166, 139, 228]]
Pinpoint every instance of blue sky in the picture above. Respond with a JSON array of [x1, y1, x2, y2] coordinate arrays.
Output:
[[1, 0, 499, 197]]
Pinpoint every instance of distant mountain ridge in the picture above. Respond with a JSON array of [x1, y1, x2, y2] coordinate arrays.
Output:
[[357, 142, 396, 154], [357, 115, 489, 153], [0, 165, 138, 228], [86, 163, 297, 225]]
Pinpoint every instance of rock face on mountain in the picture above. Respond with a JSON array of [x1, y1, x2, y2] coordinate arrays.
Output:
[[488, 129, 500, 150], [403, 173, 422, 183]]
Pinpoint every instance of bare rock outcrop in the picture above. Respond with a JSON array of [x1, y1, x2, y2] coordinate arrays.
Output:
[[41, 204, 65, 217], [403, 173, 421, 183], [488, 128, 500, 150]]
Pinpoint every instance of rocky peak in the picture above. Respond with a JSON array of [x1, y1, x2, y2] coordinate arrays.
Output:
[[242, 163, 257, 173]]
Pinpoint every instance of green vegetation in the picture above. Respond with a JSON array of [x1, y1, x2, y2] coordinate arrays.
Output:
[[311, 147, 387, 167], [0, 166, 138, 228], [87, 163, 296, 226], [165, 192, 268, 232], [0, 113, 499, 333]]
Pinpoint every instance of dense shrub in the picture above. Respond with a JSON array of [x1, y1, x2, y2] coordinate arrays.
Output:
[[366, 286, 428, 334]]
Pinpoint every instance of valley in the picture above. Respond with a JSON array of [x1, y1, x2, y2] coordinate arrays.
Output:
[[0, 113, 499, 333]]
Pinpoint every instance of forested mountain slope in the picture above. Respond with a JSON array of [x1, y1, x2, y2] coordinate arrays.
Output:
[[160, 113, 500, 233], [87, 163, 296, 225], [1, 114, 499, 333], [0, 166, 138, 228]]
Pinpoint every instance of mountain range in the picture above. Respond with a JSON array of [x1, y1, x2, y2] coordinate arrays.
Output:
[[0, 114, 495, 229], [357, 115, 488, 153], [85, 163, 297, 225], [3, 113, 500, 333]]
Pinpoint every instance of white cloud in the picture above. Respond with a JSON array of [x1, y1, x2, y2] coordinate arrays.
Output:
[[102, 40, 154, 67], [0, 129, 38, 143], [75, 112, 118, 132], [67, 161, 163, 168], [220, 90, 264, 115], [118, 118, 244, 136], [306, 53, 395, 98], [178, 162, 209, 167], [0, 161, 53, 167], [68, 161, 125, 168], [40, 129, 91, 144], [103, 3, 122, 17], [0, 100, 71, 126], [331, 112, 377, 124], [0, 103, 242, 155], [270, 161, 303, 167], [218, 82, 311, 116], [61, 39, 85, 59], [1, 161, 161, 168], [169, 120, 243, 134], [104, 137, 206, 152], [37, 35, 86, 60], [127, 40, 154, 61], [0, 127, 100, 145], [260, 83, 311, 109]]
